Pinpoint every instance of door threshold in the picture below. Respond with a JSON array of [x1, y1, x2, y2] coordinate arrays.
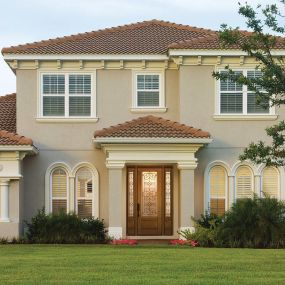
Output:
[[127, 236, 176, 240]]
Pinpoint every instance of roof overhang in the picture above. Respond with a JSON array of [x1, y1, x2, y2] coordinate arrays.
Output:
[[94, 137, 213, 148], [0, 145, 38, 154], [3, 54, 169, 61], [168, 49, 285, 56]]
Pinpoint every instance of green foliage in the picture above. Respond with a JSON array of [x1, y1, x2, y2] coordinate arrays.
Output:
[[25, 209, 107, 244], [212, 1, 285, 166], [193, 212, 223, 229], [188, 196, 285, 248], [220, 196, 285, 248]]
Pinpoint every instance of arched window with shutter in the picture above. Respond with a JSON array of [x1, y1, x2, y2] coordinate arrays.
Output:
[[209, 166, 227, 215], [236, 166, 254, 199], [51, 168, 68, 213], [262, 167, 279, 198], [76, 167, 94, 219]]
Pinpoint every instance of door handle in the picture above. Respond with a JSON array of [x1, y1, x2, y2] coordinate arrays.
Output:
[[137, 203, 140, 217]]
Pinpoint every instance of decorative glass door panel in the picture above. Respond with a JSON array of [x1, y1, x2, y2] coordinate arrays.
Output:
[[127, 166, 173, 236], [141, 172, 158, 217]]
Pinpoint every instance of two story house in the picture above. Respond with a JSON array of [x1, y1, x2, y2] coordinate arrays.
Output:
[[0, 20, 284, 239]]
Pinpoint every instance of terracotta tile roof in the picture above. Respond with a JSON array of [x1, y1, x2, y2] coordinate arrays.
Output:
[[0, 93, 16, 133], [94, 115, 210, 139], [2, 20, 216, 55], [168, 33, 285, 50], [0, 130, 33, 146]]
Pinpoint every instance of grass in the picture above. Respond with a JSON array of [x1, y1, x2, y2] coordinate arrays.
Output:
[[0, 245, 285, 285]]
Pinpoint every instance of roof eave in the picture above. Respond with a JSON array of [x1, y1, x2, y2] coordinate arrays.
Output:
[[169, 49, 285, 56], [93, 137, 213, 148], [0, 145, 38, 154]]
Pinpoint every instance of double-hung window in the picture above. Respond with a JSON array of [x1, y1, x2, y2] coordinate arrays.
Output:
[[41, 73, 94, 118], [132, 71, 165, 110], [218, 70, 270, 116]]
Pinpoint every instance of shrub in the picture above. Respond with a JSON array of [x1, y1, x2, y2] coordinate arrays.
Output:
[[25, 209, 107, 244], [220, 196, 285, 248], [188, 196, 285, 248]]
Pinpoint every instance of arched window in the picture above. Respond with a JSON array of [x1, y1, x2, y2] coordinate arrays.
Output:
[[236, 166, 254, 199], [209, 166, 227, 215], [262, 167, 279, 198], [76, 167, 94, 218], [51, 168, 68, 213]]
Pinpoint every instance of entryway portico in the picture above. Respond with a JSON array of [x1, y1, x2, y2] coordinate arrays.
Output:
[[94, 116, 212, 238]]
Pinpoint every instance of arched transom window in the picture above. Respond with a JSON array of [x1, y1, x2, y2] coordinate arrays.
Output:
[[209, 166, 227, 215]]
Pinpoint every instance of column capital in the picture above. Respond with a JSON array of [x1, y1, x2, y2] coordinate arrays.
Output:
[[177, 161, 197, 170], [106, 160, 125, 169], [0, 179, 10, 186]]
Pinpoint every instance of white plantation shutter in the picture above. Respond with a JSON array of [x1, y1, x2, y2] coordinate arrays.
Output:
[[51, 168, 67, 213], [76, 167, 93, 218], [262, 167, 279, 198], [42, 75, 65, 116], [236, 166, 254, 199], [220, 71, 243, 114], [210, 166, 226, 215], [137, 74, 160, 107]]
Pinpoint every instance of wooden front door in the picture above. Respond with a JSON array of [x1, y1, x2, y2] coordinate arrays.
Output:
[[127, 166, 173, 236]]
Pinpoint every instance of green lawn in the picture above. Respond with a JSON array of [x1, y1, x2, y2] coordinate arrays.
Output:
[[0, 245, 285, 285]]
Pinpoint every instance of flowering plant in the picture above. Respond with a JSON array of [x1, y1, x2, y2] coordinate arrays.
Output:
[[112, 239, 138, 245], [170, 239, 199, 247]]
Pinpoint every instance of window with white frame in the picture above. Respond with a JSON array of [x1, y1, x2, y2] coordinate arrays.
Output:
[[236, 166, 254, 199], [209, 166, 227, 215], [219, 70, 270, 115], [51, 168, 68, 213], [76, 167, 94, 219], [133, 72, 164, 108], [41, 73, 93, 117], [262, 167, 279, 198]]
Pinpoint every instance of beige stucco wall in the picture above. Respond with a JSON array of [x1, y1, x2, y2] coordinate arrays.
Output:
[[11, 62, 285, 236], [16, 68, 180, 229]]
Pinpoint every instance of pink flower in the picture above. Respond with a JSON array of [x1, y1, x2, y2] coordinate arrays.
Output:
[[170, 239, 199, 247], [112, 239, 138, 245]]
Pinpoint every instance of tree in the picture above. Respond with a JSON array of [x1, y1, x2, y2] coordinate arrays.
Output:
[[213, 1, 285, 166]]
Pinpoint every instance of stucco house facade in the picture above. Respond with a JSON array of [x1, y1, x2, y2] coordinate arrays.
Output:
[[0, 20, 285, 239]]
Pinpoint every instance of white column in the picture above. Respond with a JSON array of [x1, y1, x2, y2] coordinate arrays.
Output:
[[107, 162, 125, 239], [178, 163, 196, 237], [0, 179, 10, 222], [228, 175, 235, 208], [69, 177, 75, 213]]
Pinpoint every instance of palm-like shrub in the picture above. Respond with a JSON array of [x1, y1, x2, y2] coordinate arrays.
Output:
[[26, 209, 107, 244], [219, 196, 285, 248]]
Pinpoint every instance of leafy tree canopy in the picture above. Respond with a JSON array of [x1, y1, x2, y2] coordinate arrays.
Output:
[[213, 1, 285, 166]]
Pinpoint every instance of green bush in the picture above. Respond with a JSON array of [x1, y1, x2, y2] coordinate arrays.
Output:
[[220, 196, 285, 248], [189, 196, 285, 248], [25, 209, 107, 244]]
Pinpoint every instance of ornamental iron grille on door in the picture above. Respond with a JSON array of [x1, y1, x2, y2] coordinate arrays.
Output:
[[127, 166, 173, 236]]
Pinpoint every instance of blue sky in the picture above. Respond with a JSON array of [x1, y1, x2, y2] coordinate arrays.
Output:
[[0, 0, 280, 95]]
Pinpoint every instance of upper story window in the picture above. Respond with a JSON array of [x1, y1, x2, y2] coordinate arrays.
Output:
[[218, 70, 271, 116], [132, 71, 165, 111], [41, 73, 95, 118]]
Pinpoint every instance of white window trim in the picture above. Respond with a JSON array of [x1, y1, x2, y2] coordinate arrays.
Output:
[[45, 162, 99, 219], [45, 162, 72, 214], [132, 70, 165, 110], [215, 68, 276, 119], [204, 161, 230, 214], [260, 166, 281, 199], [38, 71, 97, 120]]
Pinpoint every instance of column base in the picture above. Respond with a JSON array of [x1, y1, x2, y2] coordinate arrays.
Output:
[[0, 219, 10, 223], [108, 227, 123, 239], [179, 227, 195, 240]]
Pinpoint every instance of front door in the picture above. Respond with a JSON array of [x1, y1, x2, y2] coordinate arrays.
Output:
[[127, 166, 173, 236]]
